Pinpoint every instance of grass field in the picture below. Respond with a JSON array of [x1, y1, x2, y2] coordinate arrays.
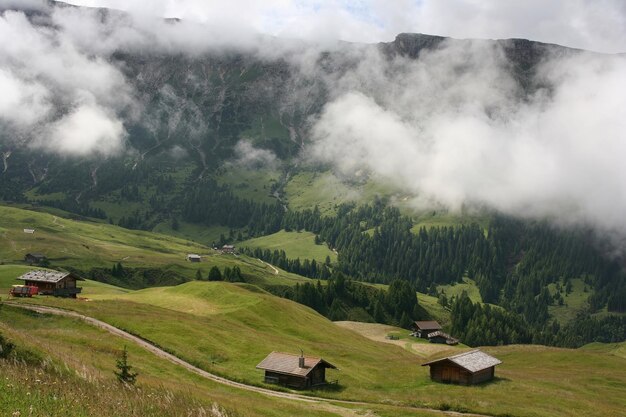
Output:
[[410, 211, 490, 233], [436, 277, 483, 303], [548, 278, 591, 324], [0, 305, 385, 417], [215, 166, 280, 205], [8, 280, 626, 417], [0, 205, 310, 288], [241, 229, 337, 264]]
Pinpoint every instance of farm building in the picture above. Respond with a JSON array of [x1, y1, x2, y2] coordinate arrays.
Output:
[[23, 228, 35, 234], [427, 331, 459, 345], [256, 352, 337, 389], [17, 270, 84, 298], [221, 244, 236, 254], [412, 320, 442, 338], [24, 253, 47, 265], [422, 350, 501, 385], [187, 254, 202, 262]]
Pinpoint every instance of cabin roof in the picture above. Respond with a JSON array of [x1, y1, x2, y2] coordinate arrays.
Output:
[[414, 320, 442, 330], [26, 253, 46, 258], [222, 245, 235, 249], [422, 350, 501, 373], [427, 330, 455, 339], [256, 352, 337, 377], [17, 270, 84, 284], [187, 254, 201, 258]]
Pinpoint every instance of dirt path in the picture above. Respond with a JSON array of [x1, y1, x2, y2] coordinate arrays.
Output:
[[5, 303, 489, 417], [257, 258, 279, 275], [52, 216, 65, 228]]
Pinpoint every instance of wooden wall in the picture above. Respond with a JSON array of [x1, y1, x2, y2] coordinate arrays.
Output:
[[428, 362, 495, 385]]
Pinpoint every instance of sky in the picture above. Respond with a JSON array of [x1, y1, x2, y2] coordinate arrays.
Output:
[[62, 0, 626, 53]]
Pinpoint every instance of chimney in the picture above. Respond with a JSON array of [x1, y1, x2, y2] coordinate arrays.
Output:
[[299, 349, 305, 368]]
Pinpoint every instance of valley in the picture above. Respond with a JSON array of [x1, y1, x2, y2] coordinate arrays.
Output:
[[0, 1, 625, 416]]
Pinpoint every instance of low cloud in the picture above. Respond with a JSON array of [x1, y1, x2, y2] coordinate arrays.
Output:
[[231, 140, 278, 170], [310, 42, 626, 233], [0, 8, 133, 156], [40, 101, 126, 156]]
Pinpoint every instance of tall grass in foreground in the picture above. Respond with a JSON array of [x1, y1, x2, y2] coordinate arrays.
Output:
[[0, 359, 234, 417]]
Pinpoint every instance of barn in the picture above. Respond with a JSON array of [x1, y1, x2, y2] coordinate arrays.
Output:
[[221, 245, 236, 254], [17, 270, 84, 298], [256, 352, 337, 389], [427, 330, 459, 345], [186, 254, 202, 262], [412, 320, 442, 338], [24, 253, 47, 265], [422, 350, 501, 385]]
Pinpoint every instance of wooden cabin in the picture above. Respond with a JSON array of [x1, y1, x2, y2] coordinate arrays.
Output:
[[256, 352, 337, 389], [186, 254, 202, 262], [17, 270, 84, 298], [427, 330, 459, 345], [24, 253, 46, 265], [221, 245, 236, 254], [422, 350, 501, 385], [412, 320, 442, 338]]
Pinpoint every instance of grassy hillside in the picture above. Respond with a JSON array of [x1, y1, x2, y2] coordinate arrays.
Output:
[[241, 229, 337, 264], [0, 205, 309, 288], [1, 305, 405, 417], [436, 277, 483, 303], [9, 280, 626, 417]]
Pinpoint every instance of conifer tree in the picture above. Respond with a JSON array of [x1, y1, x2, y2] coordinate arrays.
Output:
[[114, 346, 138, 385]]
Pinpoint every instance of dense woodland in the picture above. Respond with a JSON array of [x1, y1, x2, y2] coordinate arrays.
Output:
[[4, 173, 626, 347]]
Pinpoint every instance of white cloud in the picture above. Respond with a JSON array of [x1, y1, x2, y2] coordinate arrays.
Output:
[[0, 9, 132, 156], [62, 0, 626, 53], [231, 140, 278, 170], [0, 68, 51, 128], [310, 43, 626, 232], [42, 102, 126, 156]]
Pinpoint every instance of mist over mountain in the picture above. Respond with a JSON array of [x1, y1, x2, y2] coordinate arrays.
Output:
[[0, 0, 625, 247]]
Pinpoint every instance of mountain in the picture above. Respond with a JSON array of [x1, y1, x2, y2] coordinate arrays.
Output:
[[0, 1, 624, 346]]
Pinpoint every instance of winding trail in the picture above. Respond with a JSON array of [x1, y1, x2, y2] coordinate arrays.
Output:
[[257, 258, 279, 275], [5, 302, 489, 417]]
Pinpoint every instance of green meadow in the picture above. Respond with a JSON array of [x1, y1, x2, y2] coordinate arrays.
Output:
[[241, 229, 337, 264], [4, 279, 625, 417]]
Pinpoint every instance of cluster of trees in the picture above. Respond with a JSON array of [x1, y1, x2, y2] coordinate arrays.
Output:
[[79, 264, 188, 289], [273, 274, 424, 328], [447, 292, 626, 348], [197, 265, 245, 283], [448, 293, 532, 346]]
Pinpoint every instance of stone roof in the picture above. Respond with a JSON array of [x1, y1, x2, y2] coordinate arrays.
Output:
[[17, 270, 84, 284], [187, 254, 201, 258], [414, 320, 442, 330], [427, 331, 459, 345], [256, 352, 336, 378], [422, 350, 501, 373]]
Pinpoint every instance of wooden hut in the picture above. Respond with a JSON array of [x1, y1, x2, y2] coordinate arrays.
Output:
[[256, 352, 337, 389], [186, 254, 202, 262], [412, 320, 442, 338], [17, 270, 84, 298], [221, 245, 236, 254], [422, 350, 501, 385], [24, 253, 46, 265], [427, 330, 459, 345]]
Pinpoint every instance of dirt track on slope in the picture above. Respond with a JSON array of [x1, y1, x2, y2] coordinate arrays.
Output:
[[5, 302, 489, 417]]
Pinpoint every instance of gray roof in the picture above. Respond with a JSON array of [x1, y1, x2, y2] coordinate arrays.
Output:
[[414, 320, 442, 330], [187, 254, 201, 258], [256, 352, 336, 377], [422, 350, 501, 373], [17, 270, 84, 284]]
